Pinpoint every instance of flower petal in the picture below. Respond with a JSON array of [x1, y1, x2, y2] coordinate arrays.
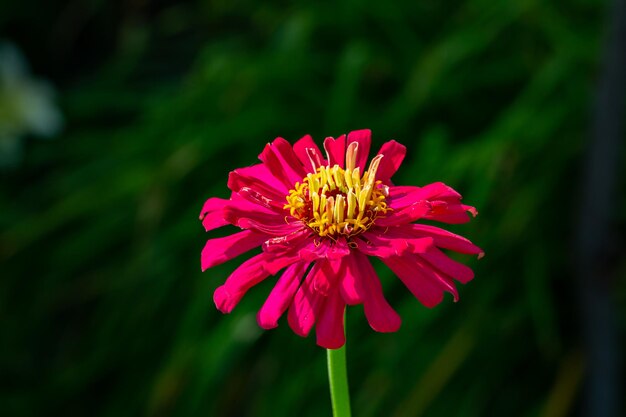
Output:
[[287, 262, 326, 337], [387, 185, 422, 210], [423, 201, 474, 224], [415, 182, 476, 224], [238, 186, 288, 212], [257, 261, 310, 329], [263, 229, 311, 253], [323, 135, 346, 168], [293, 134, 327, 173], [374, 201, 431, 227], [340, 252, 401, 332], [259, 137, 307, 188], [213, 252, 273, 313], [419, 247, 475, 284], [347, 129, 371, 172], [201, 229, 267, 271], [299, 238, 351, 261], [356, 232, 433, 258], [223, 204, 300, 236], [236, 217, 302, 236], [228, 167, 287, 201], [386, 182, 477, 224], [381, 255, 448, 308], [338, 257, 361, 305], [315, 287, 346, 349], [199, 197, 229, 231], [405, 224, 484, 256], [375, 140, 406, 184]]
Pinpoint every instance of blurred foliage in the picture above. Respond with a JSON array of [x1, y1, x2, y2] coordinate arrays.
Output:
[[1, 0, 624, 417]]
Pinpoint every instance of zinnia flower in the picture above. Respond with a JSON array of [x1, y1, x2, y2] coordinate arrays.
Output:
[[200, 129, 483, 349]]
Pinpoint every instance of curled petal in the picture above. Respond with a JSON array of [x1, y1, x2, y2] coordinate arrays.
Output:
[[375, 140, 406, 184], [387, 186, 422, 210], [423, 201, 474, 224], [213, 252, 274, 313], [338, 257, 361, 305], [420, 247, 475, 284], [315, 288, 346, 349], [257, 261, 310, 329], [293, 134, 327, 173], [323, 135, 347, 168], [201, 229, 267, 271], [405, 224, 484, 256], [223, 205, 299, 236], [387, 182, 476, 224], [259, 138, 307, 188], [263, 229, 312, 253], [288, 262, 326, 337], [238, 187, 288, 212], [356, 232, 433, 258], [199, 197, 229, 231], [347, 129, 371, 172], [228, 167, 286, 201], [381, 255, 454, 308], [374, 201, 431, 227], [341, 252, 401, 332], [299, 238, 351, 261]]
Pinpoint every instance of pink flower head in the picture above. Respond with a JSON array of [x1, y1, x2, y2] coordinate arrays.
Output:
[[200, 129, 483, 349]]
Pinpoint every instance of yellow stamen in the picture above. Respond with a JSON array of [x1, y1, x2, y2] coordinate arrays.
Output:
[[284, 145, 390, 238]]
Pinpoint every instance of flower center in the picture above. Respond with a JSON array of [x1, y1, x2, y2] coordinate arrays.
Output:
[[285, 142, 389, 238]]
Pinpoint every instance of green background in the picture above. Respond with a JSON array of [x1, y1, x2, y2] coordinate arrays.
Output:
[[1, 1, 624, 416]]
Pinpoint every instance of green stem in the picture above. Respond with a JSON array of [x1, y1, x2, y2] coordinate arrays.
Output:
[[327, 343, 352, 417]]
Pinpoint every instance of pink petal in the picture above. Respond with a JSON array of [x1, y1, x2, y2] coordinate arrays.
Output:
[[259, 138, 307, 188], [386, 183, 477, 224], [213, 252, 273, 313], [356, 232, 433, 258], [339, 253, 401, 332], [338, 256, 362, 305], [201, 229, 267, 271], [312, 258, 341, 296], [293, 134, 327, 173], [354, 253, 401, 332], [347, 129, 371, 172], [238, 187, 287, 212], [406, 224, 484, 256], [388, 183, 460, 208], [230, 192, 277, 215], [419, 247, 475, 284], [263, 229, 312, 253], [199, 197, 229, 231], [257, 261, 310, 329], [323, 135, 346, 168], [387, 185, 423, 210], [382, 255, 447, 308], [413, 182, 475, 224], [260, 240, 311, 275], [223, 205, 300, 236], [228, 167, 286, 201], [287, 262, 326, 337], [236, 217, 302, 236], [315, 288, 346, 349], [375, 140, 406, 184], [374, 200, 431, 227], [299, 238, 351, 261], [422, 201, 472, 224]]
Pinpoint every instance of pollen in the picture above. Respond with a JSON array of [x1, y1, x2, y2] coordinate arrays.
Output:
[[284, 142, 390, 238]]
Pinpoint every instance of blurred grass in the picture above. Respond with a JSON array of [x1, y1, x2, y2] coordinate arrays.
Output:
[[1, 0, 624, 416]]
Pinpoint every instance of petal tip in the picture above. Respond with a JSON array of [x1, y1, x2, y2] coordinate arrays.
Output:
[[257, 311, 279, 330], [213, 286, 235, 314]]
